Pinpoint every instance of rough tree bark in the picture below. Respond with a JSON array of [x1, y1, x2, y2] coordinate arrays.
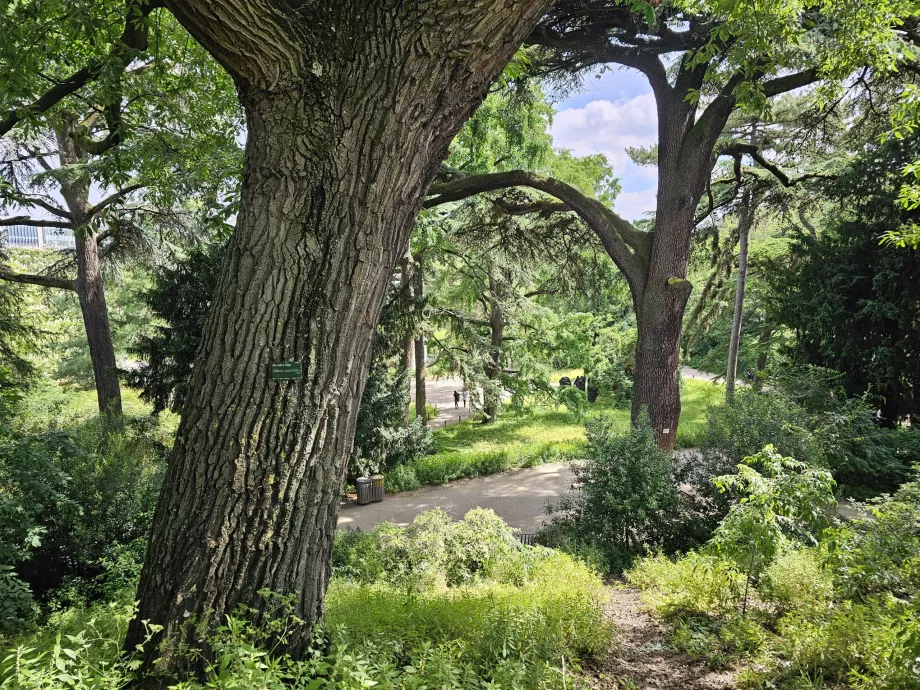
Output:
[[726, 189, 754, 403], [125, 0, 552, 680], [414, 255, 427, 423]]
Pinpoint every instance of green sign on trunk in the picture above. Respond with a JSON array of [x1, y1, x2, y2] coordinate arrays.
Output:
[[270, 361, 302, 381]]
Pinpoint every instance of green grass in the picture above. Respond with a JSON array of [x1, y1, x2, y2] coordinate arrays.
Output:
[[677, 377, 725, 448], [387, 378, 725, 492], [18, 377, 180, 439], [550, 368, 584, 383]]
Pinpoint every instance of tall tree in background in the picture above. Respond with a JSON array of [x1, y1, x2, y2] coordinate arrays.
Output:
[[421, 85, 616, 422], [0, 2, 241, 416], [427, 0, 912, 448], [773, 134, 920, 425]]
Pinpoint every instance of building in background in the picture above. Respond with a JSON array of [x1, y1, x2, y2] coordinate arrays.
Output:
[[2, 225, 76, 249]]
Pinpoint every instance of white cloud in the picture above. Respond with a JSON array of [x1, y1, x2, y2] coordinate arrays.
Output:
[[550, 93, 658, 175], [615, 188, 657, 222]]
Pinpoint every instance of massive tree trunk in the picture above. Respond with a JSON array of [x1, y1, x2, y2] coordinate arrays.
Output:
[[414, 255, 427, 422], [629, 110, 710, 449], [126, 1, 551, 680], [726, 189, 754, 403], [631, 216, 693, 450]]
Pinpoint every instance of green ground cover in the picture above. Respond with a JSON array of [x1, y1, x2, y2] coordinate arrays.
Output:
[[387, 378, 724, 492]]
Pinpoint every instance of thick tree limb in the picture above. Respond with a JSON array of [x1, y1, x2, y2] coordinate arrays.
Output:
[[0, 0, 162, 138], [164, 0, 310, 86], [526, 24, 671, 101], [0, 267, 76, 291], [761, 68, 820, 98], [492, 197, 569, 217], [426, 169, 650, 295], [1, 216, 73, 229], [15, 196, 71, 219]]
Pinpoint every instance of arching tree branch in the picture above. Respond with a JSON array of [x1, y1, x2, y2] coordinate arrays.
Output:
[[426, 169, 651, 297], [87, 184, 144, 219]]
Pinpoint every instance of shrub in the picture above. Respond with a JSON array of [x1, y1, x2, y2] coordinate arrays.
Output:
[[3, 513, 611, 690], [709, 446, 836, 586], [824, 470, 920, 600], [627, 552, 745, 619], [555, 385, 587, 419], [543, 414, 681, 571], [15, 418, 164, 602], [760, 548, 834, 614], [698, 378, 919, 502], [336, 509, 533, 591], [0, 414, 164, 625], [697, 389, 824, 487], [383, 462, 421, 492]]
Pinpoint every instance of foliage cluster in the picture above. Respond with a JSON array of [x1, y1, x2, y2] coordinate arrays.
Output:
[[2, 511, 611, 690], [697, 370, 920, 501], [0, 395, 165, 633], [538, 415, 707, 572], [628, 456, 920, 689]]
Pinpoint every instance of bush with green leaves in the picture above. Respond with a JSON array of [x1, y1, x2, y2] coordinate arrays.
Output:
[[695, 376, 919, 517], [555, 384, 587, 419], [824, 470, 920, 601], [709, 446, 836, 612], [0, 411, 164, 629], [334, 508, 541, 591], [627, 461, 920, 688], [3, 512, 610, 690], [15, 418, 164, 603], [540, 414, 687, 572]]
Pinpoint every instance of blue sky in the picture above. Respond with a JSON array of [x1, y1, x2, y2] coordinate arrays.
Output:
[[549, 68, 658, 221]]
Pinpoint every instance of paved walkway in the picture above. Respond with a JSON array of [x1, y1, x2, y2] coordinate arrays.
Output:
[[337, 462, 575, 533], [337, 448, 859, 534], [410, 376, 474, 429]]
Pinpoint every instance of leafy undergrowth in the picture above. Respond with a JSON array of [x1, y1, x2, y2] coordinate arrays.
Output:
[[387, 379, 723, 493], [1, 509, 611, 689], [626, 471, 920, 689]]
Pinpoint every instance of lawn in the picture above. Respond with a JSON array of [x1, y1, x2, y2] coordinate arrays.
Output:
[[389, 377, 725, 492]]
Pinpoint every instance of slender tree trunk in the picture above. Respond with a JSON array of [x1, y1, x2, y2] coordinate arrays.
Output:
[[124, 2, 557, 676], [55, 120, 123, 417], [74, 227, 123, 416], [726, 189, 754, 403], [400, 254, 414, 426], [414, 256, 427, 423], [483, 275, 503, 424]]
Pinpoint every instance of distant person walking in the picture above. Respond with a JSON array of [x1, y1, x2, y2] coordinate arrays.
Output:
[[453, 390, 460, 408], [461, 388, 467, 408]]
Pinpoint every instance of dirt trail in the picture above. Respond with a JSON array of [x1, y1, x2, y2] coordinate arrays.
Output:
[[583, 586, 737, 690]]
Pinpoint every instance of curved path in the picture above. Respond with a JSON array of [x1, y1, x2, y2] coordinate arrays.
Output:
[[337, 462, 575, 533]]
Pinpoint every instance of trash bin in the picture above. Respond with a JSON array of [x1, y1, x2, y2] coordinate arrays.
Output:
[[370, 474, 385, 502], [356, 476, 373, 505]]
